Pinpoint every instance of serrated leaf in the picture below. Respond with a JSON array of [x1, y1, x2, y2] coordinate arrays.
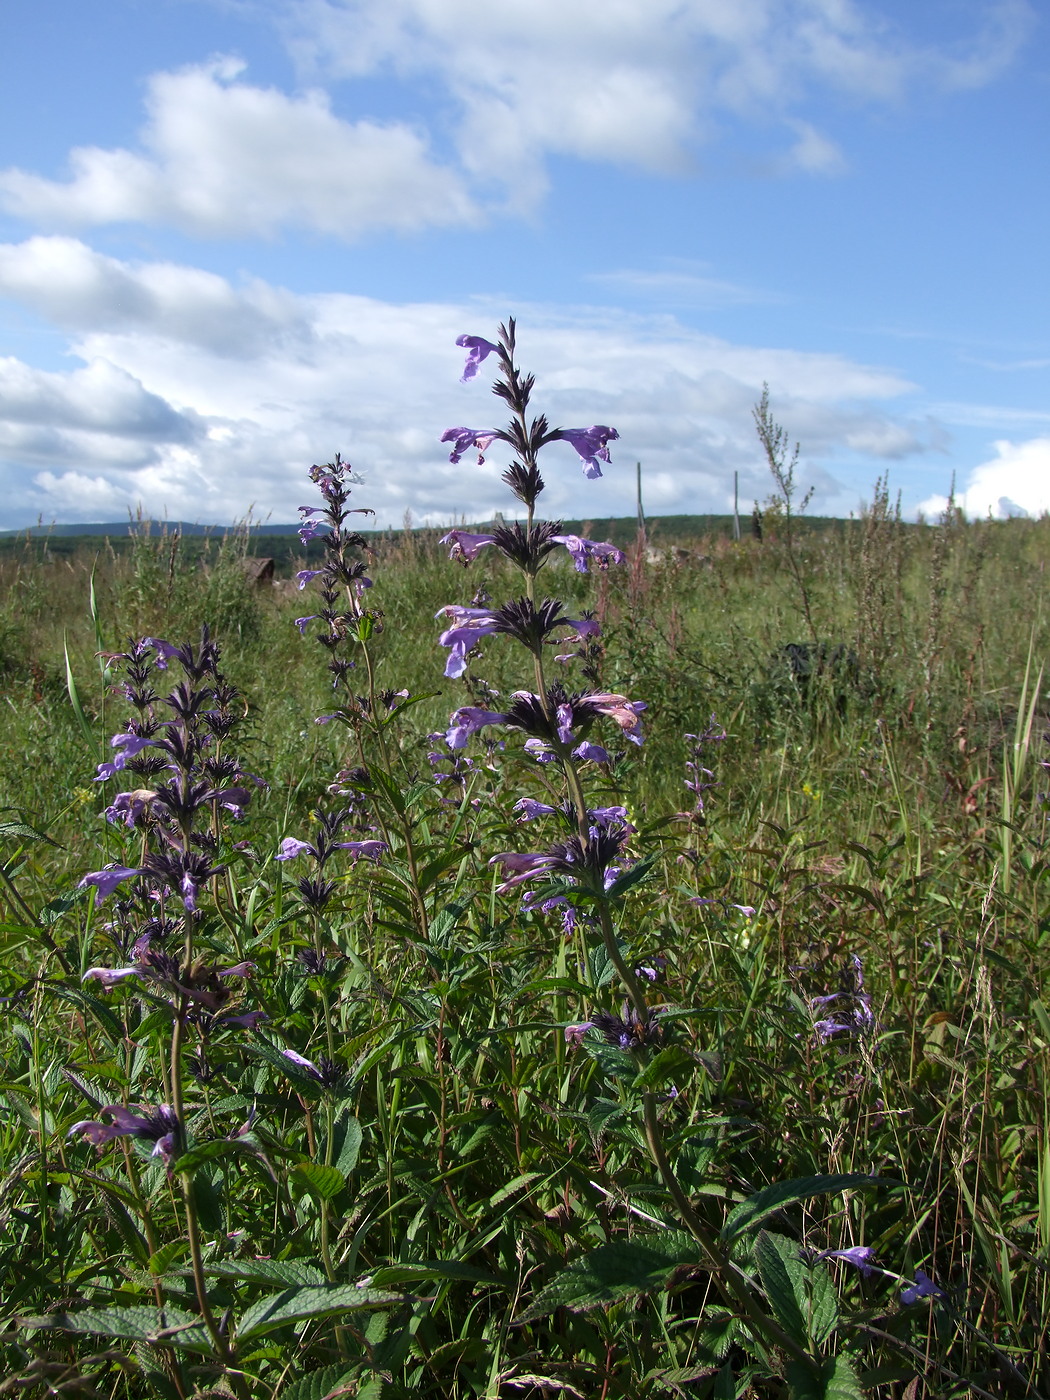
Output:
[[279, 1362, 359, 1400], [754, 1232, 808, 1349], [149, 1241, 188, 1276], [322, 1106, 363, 1176], [236, 1285, 400, 1341], [292, 1161, 346, 1202], [0, 818, 60, 847], [824, 1355, 866, 1400], [367, 1260, 506, 1288], [173, 1135, 274, 1179], [721, 1174, 889, 1244], [207, 1258, 327, 1288], [518, 1232, 702, 1321], [21, 1305, 214, 1354], [633, 1046, 696, 1090], [808, 1258, 840, 1348], [585, 1097, 627, 1139]]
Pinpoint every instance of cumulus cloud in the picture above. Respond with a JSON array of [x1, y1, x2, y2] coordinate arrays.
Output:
[[919, 437, 1050, 520], [0, 57, 476, 238], [0, 239, 935, 529], [0, 4, 1031, 238], [284, 0, 1032, 200]]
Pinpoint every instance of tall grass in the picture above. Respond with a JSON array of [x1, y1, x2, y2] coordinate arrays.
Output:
[[0, 463, 1048, 1398]]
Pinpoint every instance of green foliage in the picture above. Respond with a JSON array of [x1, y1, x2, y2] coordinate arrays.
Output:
[[1, 501, 1049, 1397]]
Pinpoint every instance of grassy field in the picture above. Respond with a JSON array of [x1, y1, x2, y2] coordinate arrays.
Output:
[[1, 490, 1048, 1399]]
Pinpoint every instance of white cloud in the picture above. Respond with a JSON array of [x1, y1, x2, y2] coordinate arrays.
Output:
[[284, 0, 1032, 199], [919, 437, 1050, 520], [0, 4, 1030, 239], [0, 239, 934, 529], [0, 58, 476, 238]]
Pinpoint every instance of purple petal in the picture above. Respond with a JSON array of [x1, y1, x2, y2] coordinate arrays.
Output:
[[455, 334, 500, 382], [78, 865, 141, 904], [276, 837, 315, 862]]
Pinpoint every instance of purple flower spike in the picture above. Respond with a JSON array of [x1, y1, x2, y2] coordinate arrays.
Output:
[[817, 1245, 879, 1277], [69, 1103, 180, 1166], [441, 428, 500, 466], [455, 334, 500, 381], [440, 529, 497, 564], [557, 426, 620, 479], [78, 864, 141, 905], [551, 534, 626, 573], [901, 1269, 946, 1304]]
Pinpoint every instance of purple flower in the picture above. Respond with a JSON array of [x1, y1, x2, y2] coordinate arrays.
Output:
[[69, 1103, 180, 1165], [441, 427, 501, 466], [816, 1245, 878, 1278], [488, 850, 558, 892], [446, 706, 508, 750], [295, 615, 320, 635], [901, 1269, 946, 1305], [216, 1010, 269, 1030], [335, 840, 387, 863], [282, 1048, 323, 1080], [94, 731, 157, 782], [78, 864, 141, 905], [564, 1021, 595, 1045], [440, 529, 497, 564], [276, 837, 314, 861], [296, 569, 324, 590], [82, 965, 141, 988], [435, 604, 500, 678], [103, 789, 155, 827], [523, 738, 557, 764], [589, 693, 647, 744], [557, 426, 620, 479], [456, 333, 500, 381], [551, 534, 625, 573], [572, 741, 611, 764], [514, 798, 558, 821]]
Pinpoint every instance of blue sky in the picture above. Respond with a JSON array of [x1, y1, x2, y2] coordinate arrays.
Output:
[[0, 0, 1046, 529]]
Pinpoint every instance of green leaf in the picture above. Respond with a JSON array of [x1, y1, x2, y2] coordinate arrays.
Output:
[[368, 1260, 506, 1288], [63, 635, 100, 758], [207, 1259, 327, 1288], [236, 1285, 401, 1341], [720, 1174, 889, 1244], [824, 1354, 866, 1400], [321, 1105, 363, 1176], [517, 1232, 702, 1321], [753, 1232, 808, 1348], [604, 852, 661, 899], [292, 1161, 347, 1202], [148, 1241, 189, 1276], [279, 1363, 360, 1400], [633, 1046, 697, 1090], [22, 1305, 214, 1354], [173, 1135, 274, 1178], [808, 1258, 840, 1348], [0, 819, 60, 847]]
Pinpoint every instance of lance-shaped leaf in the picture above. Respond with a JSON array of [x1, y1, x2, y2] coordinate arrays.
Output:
[[720, 1173, 891, 1245], [21, 1305, 213, 1354], [236, 1285, 401, 1342], [517, 1232, 702, 1321]]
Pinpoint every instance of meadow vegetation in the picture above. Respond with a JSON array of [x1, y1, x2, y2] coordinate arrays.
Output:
[[1, 339, 1049, 1399]]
